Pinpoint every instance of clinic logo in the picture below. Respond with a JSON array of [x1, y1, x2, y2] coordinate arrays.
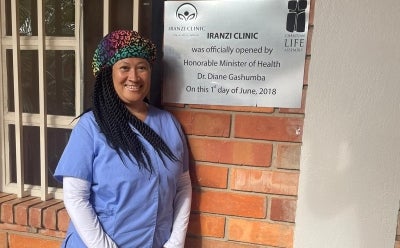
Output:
[[176, 3, 198, 21], [286, 0, 307, 32]]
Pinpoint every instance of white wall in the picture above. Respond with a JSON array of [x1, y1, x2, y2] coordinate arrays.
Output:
[[294, 1, 400, 247]]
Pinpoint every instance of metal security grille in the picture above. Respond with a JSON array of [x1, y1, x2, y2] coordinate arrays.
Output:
[[0, 0, 143, 201]]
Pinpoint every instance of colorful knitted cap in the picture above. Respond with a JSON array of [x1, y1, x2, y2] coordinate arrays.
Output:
[[92, 30, 156, 76]]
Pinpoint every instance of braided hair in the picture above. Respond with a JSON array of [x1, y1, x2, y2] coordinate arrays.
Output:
[[92, 66, 177, 172]]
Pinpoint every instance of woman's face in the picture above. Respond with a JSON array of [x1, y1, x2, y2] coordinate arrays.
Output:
[[112, 57, 151, 110]]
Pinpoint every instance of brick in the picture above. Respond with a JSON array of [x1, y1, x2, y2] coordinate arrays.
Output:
[[192, 190, 266, 218], [43, 202, 65, 230], [397, 210, 400, 237], [188, 137, 272, 167], [0, 194, 17, 205], [0, 223, 33, 233], [0, 231, 7, 248], [306, 27, 313, 57], [188, 104, 274, 113], [235, 115, 303, 142], [163, 102, 185, 108], [170, 110, 231, 137], [15, 198, 43, 226], [0, 193, 13, 198], [38, 229, 66, 239], [304, 56, 310, 85], [309, 0, 315, 25], [190, 163, 228, 188], [9, 233, 61, 248], [185, 237, 266, 248], [228, 218, 294, 247], [57, 208, 70, 232], [276, 144, 301, 170], [1, 196, 37, 224], [0, 194, 18, 223], [270, 197, 297, 223], [397, 211, 400, 233], [187, 213, 225, 238], [29, 199, 62, 228], [230, 168, 299, 196]]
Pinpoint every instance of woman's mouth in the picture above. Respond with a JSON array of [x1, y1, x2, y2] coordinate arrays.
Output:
[[124, 83, 141, 91]]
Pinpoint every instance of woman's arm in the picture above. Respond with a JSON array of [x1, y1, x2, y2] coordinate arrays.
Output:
[[163, 171, 192, 248], [63, 176, 118, 248]]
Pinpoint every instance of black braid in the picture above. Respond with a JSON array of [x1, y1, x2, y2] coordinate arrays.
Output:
[[92, 66, 177, 172]]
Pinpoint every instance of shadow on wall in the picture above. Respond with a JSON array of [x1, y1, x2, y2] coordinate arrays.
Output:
[[297, 114, 400, 248], [396, 207, 400, 248]]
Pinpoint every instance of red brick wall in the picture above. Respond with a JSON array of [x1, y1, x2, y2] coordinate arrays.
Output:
[[0, 1, 315, 247], [0, 193, 66, 247], [169, 78, 306, 247]]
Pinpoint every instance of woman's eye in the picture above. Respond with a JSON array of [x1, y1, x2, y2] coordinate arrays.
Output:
[[138, 66, 149, 71]]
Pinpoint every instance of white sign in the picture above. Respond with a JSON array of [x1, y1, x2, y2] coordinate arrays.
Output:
[[163, 0, 309, 108]]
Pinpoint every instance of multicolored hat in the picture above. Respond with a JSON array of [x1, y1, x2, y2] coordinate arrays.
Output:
[[92, 30, 156, 76]]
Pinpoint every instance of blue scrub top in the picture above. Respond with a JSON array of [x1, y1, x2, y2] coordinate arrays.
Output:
[[54, 105, 189, 248]]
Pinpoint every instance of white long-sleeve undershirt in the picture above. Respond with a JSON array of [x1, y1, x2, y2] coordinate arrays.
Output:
[[63, 176, 118, 248], [63, 171, 192, 248], [163, 171, 192, 248]]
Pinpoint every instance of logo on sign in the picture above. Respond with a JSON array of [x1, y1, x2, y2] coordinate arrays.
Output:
[[286, 0, 307, 32], [176, 3, 198, 21]]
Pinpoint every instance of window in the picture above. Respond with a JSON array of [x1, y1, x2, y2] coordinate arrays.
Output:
[[0, 0, 155, 200]]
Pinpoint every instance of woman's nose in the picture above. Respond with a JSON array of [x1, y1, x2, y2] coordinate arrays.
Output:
[[128, 70, 138, 81], [128, 69, 139, 81]]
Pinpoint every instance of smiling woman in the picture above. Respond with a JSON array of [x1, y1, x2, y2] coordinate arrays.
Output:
[[112, 58, 152, 118], [0, 0, 191, 247], [54, 29, 191, 248]]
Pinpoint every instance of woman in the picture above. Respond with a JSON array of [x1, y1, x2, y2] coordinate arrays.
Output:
[[54, 30, 192, 248]]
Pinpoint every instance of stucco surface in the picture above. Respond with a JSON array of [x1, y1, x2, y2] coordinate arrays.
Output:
[[294, 1, 400, 247]]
